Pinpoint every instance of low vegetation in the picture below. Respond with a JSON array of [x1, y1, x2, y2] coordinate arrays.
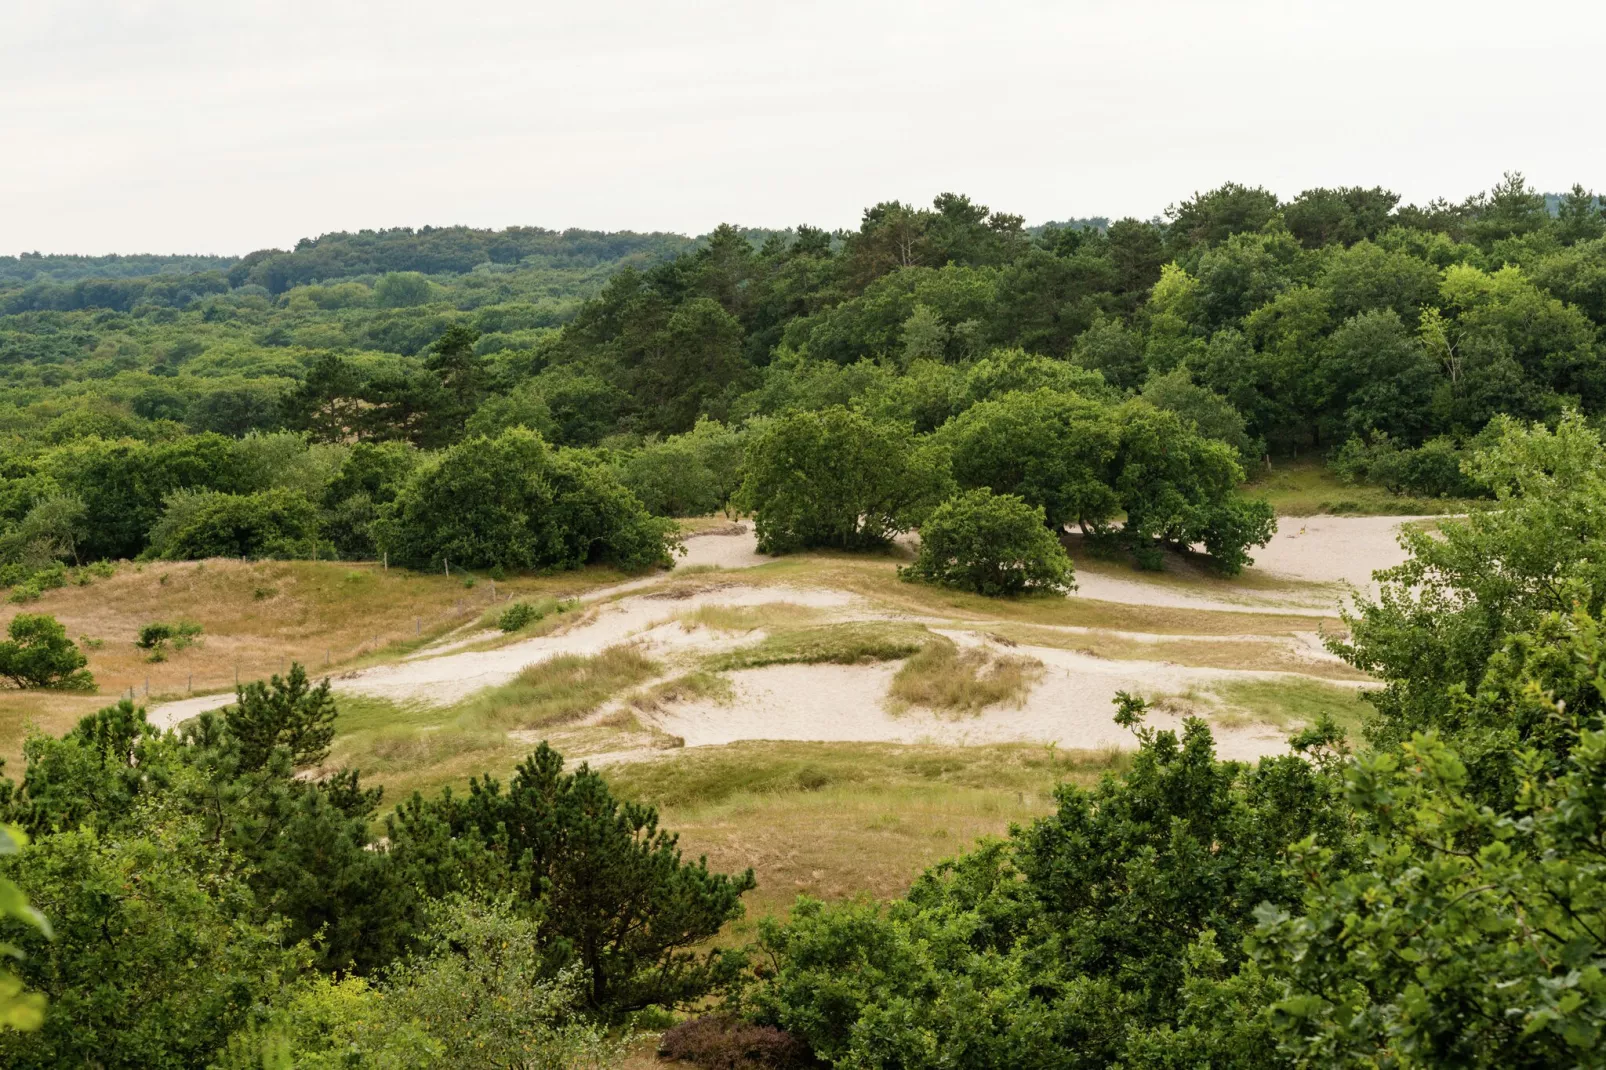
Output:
[[134, 619, 202, 661], [495, 596, 576, 633], [886, 639, 1044, 714], [704, 621, 934, 671]]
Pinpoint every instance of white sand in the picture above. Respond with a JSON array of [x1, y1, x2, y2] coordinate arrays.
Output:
[[1250, 515, 1422, 590], [148, 518, 1403, 758], [646, 645, 1295, 762], [147, 584, 856, 727]]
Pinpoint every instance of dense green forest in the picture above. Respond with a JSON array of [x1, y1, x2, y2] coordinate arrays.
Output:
[[7, 173, 1606, 589], [5, 174, 1606, 1066]]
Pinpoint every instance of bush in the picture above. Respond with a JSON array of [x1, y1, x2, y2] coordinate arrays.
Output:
[[0, 614, 93, 690], [736, 407, 952, 554], [1333, 433, 1487, 498], [385, 742, 756, 1016], [219, 897, 620, 1068], [498, 600, 547, 632], [659, 1015, 819, 1069], [901, 489, 1075, 596], [377, 429, 677, 573], [150, 487, 321, 560], [135, 621, 202, 662]]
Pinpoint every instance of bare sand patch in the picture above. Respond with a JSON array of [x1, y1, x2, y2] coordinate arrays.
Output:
[[1250, 515, 1422, 591], [147, 584, 858, 726], [645, 646, 1294, 763]]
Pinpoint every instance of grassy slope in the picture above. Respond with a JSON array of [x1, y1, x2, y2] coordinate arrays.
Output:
[[604, 740, 1127, 925], [0, 557, 635, 765]]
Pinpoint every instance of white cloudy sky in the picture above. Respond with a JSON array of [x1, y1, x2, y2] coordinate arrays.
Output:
[[5, 0, 1603, 255]]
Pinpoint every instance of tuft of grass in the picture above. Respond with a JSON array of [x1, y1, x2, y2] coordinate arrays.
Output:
[[453, 644, 661, 732], [886, 640, 1044, 715], [985, 623, 1369, 682], [629, 671, 733, 713], [704, 621, 933, 671], [675, 602, 822, 633], [1206, 677, 1374, 737]]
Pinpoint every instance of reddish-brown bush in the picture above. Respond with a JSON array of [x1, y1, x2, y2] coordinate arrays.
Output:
[[657, 1015, 819, 1069]]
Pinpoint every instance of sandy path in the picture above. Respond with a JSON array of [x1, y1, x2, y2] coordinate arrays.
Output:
[[1250, 515, 1422, 591], [646, 643, 1304, 763], [147, 584, 855, 728], [666, 520, 1417, 617]]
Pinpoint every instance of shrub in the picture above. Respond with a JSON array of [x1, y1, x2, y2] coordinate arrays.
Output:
[[658, 1015, 819, 1069], [0, 614, 94, 690], [385, 742, 756, 1016], [150, 488, 321, 560], [736, 407, 952, 554], [1334, 433, 1487, 499], [135, 621, 202, 662], [498, 600, 548, 632], [377, 429, 677, 573], [901, 489, 1075, 596]]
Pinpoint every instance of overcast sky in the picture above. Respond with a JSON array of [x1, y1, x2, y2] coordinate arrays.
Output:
[[6, 0, 1604, 256]]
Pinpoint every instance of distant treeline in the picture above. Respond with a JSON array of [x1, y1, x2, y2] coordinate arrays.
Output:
[[2, 173, 1605, 580]]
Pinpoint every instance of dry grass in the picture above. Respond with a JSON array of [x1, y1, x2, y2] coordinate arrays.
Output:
[[320, 645, 662, 801], [449, 644, 660, 733], [986, 623, 1370, 682], [674, 602, 823, 633], [1206, 677, 1375, 737], [628, 671, 733, 714], [704, 621, 934, 671], [603, 740, 1127, 926], [0, 558, 636, 710], [886, 640, 1044, 714]]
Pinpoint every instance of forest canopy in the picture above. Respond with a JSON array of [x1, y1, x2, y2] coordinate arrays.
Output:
[[2, 173, 1604, 580]]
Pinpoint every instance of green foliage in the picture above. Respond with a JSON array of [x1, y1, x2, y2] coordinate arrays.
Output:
[[219, 897, 620, 1069], [0, 816, 304, 1069], [901, 488, 1075, 596], [1332, 432, 1486, 498], [617, 418, 746, 517], [1251, 678, 1606, 1065], [745, 703, 1343, 1068], [377, 428, 677, 572], [134, 619, 201, 661], [499, 599, 546, 632], [941, 390, 1275, 572], [386, 742, 755, 1016], [736, 407, 953, 554], [0, 614, 92, 690], [0, 825, 48, 1033], [941, 388, 1123, 531], [150, 487, 322, 560], [1335, 412, 1606, 776]]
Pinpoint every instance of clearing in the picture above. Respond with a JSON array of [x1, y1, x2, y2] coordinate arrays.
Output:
[[5, 514, 1412, 929]]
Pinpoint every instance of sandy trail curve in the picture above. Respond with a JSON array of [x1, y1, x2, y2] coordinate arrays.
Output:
[[148, 583, 855, 728]]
